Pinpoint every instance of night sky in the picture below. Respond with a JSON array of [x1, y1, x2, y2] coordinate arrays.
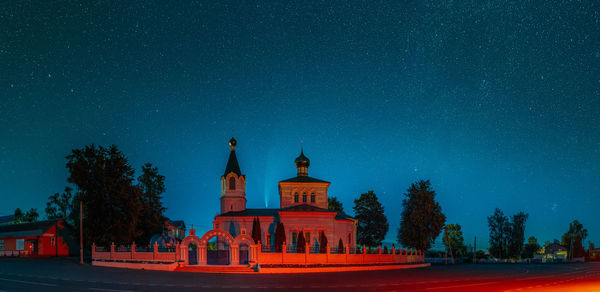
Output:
[[1, 1, 599, 249]]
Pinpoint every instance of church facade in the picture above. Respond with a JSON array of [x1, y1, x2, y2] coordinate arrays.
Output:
[[213, 137, 357, 251]]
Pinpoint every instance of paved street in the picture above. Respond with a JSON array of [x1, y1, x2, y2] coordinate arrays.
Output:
[[1, 258, 600, 291]]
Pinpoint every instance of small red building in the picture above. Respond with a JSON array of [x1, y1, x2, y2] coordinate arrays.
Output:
[[0, 219, 70, 257]]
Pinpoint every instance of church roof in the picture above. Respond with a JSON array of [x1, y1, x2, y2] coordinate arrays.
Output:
[[216, 208, 279, 217], [0, 219, 62, 238], [224, 145, 242, 177], [279, 176, 330, 183], [216, 206, 354, 221]]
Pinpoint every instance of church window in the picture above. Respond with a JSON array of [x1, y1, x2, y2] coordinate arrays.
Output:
[[229, 177, 236, 190], [310, 194, 315, 203], [294, 193, 299, 203], [302, 194, 307, 203], [292, 232, 298, 247], [50, 237, 55, 246], [241, 228, 246, 235]]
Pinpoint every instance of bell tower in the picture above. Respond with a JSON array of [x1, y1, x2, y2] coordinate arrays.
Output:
[[220, 137, 247, 214]]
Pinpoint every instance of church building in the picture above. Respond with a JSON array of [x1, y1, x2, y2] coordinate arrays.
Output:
[[213, 137, 357, 251]]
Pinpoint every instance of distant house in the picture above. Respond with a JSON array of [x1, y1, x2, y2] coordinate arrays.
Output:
[[0, 219, 70, 257], [149, 220, 186, 248], [588, 243, 600, 261], [534, 243, 568, 262], [165, 220, 186, 241]]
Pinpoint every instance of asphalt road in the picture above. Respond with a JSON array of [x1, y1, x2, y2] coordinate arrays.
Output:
[[1, 258, 599, 291]]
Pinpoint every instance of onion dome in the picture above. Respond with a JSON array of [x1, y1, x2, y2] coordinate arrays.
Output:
[[224, 137, 241, 176], [295, 149, 310, 168], [229, 137, 237, 150]]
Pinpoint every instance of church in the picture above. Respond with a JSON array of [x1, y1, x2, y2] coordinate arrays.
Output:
[[213, 137, 357, 252]]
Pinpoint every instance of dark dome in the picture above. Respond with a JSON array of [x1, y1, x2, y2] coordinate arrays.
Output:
[[294, 149, 310, 167], [229, 137, 237, 148]]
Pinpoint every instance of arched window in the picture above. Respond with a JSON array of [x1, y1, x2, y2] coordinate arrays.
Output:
[[294, 193, 299, 203], [229, 177, 236, 190]]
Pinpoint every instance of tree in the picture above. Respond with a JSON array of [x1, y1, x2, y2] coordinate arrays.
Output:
[[488, 208, 508, 259], [397, 180, 446, 251], [319, 231, 328, 253], [251, 217, 262, 244], [338, 238, 344, 254], [328, 197, 344, 213], [521, 236, 540, 259], [443, 224, 465, 264], [353, 190, 388, 247], [14, 208, 24, 223], [24, 208, 39, 223], [66, 144, 143, 246], [136, 163, 167, 244], [297, 231, 306, 253], [46, 187, 73, 220], [508, 212, 528, 258], [274, 222, 286, 252], [562, 220, 588, 259]]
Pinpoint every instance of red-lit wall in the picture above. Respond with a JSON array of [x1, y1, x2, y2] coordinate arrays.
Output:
[[0, 221, 70, 257]]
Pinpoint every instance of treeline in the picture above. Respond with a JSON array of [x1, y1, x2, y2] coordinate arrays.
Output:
[[39, 145, 168, 248]]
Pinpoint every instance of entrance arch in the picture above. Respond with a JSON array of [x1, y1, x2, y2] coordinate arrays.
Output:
[[233, 234, 255, 265], [180, 229, 202, 265], [199, 229, 234, 265]]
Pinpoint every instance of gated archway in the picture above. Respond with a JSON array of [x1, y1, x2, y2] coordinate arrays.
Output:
[[233, 234, 255, 265], [199, 229, 234, 265], [180, 229, 202, 265]]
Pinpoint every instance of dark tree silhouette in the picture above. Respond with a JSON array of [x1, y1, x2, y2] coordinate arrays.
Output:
[[328, 197, 344, 213], [24, 208, 39, 223], [398, 180, 445, 251], [46, 187, 73, 220], [562, 220, 588, 258], [251, 217, 262, 244], [66, 145, 142, 246], [297, 231, 306, 253], [274, 222, 286, 252], [353, 190, 388, 247], [509, 212, 528, 258], [338, 238, 344, 254], [521, 236, 540, 259], [13, 208, 24, 223], [136, 163, 167, 244], [488, 208, 508, 258], [319, 231, 328, 253]]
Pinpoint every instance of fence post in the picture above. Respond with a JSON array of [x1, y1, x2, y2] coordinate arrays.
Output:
[[153, 242, 159, 261], [176, 243, 181, 262], [91, 242, 96, 260], [305, 243, 309, 264], [378, 245, 382, 254], [282, 242, 286, 264], [131, 242, 136, 260], [326, 244, 330, 264], [110, 242, 115, 260]]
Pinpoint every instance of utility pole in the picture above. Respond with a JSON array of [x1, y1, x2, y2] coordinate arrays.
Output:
[[474, 236, 477, 262], [80, 200, 83, 265]]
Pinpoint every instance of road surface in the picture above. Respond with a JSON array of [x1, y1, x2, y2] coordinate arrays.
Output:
[[1, 258, 599, 291]]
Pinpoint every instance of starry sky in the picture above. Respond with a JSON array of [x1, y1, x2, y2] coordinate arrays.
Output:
[[1, 1, 599, 250]]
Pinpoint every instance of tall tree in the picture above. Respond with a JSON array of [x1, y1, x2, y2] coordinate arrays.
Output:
[[319, 231, 328, 253], [136, 163, 167, 244], [251, 217, 262, 244], [561, 220, 588, 259], [66, 144, 142, 246], [521, 236, 540, 259], [14, 208, 24, 223], [397, 180, 446, 251], [297, 230, 306, 253], [328, 197, 344, 213], [46, 187, 73, 220], [338, 238, 344, 254], [488, 208, 508, 259], [24, 208, 39, 223], [274, 222, 286, 252], [353, 190, 388, 247], [443, 224, 465, 264], [509, 212, 528, 258]]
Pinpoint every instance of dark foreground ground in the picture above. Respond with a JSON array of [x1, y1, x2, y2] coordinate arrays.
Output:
[[1, 257, 599, 291]]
